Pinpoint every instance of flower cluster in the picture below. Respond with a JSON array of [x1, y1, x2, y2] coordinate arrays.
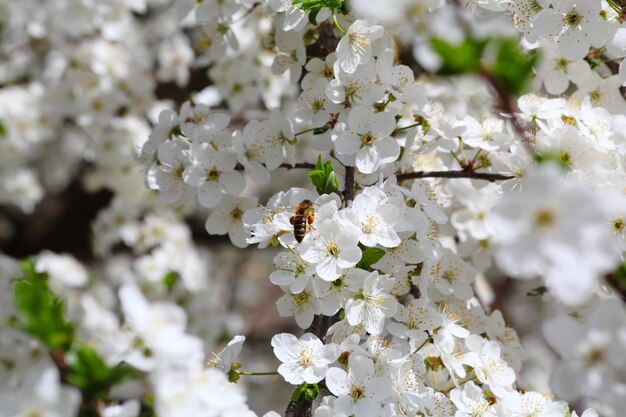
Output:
[[1, 0, 626, 416]]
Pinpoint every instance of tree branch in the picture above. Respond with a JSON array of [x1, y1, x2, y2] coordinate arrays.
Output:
[[598, 52, 626, 101], [343, 166, 355, 205], [479, 68, 535, 155], [235, 162, 316, 172], [396, 170, 515, 182], [284, 19, 343, 417]]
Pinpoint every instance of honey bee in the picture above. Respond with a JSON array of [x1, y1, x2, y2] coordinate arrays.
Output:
[[290, 200, 315, 243]]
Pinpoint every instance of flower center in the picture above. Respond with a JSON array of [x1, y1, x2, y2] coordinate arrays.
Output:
[[327, 241, 340, 257], [298, 347, 313, 368], [442, 269, 457, 283], [350, 383, 365, 399], [293, 291, 311, 305], [294, 260, 307, 275], [230, 207, 243, 221], [206, 168, 220, 181], [563, 9, 582, 27], [612, 218, 624, 233], [555, 58, 569, 71], [561, 115, 577, 126], [586, 347, 604, 364], [589, 88, 602, 104], [171, 165, 184, 181], [360, 132, 377, 147], [310, 98, 325, 113], [349, 33, 370, 52], [534, 209, 555, 228], [361, 215, 378, 234], [529, 0, 542, 13]]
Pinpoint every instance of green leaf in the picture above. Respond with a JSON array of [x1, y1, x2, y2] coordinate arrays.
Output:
[[534, 151, 571, 169], [67, 344, 140, 399], [430, 37, 488, 75], [163, 272, 178, 290], [0, 120, 6, 138], [12, 260, 75, 351], [308, 8, 320, 25], [308, 155, 339, 195], [291, 383, 320, 403], [527, 285, 548, 296], [490, 38, 538, 96], [312, 126, 330, 135], [613, 261, 626, 289], [356, 248, 386, 270], [564, 406, 571, 417], [338, 0, 349, 14], [292, 0, 344, 13]]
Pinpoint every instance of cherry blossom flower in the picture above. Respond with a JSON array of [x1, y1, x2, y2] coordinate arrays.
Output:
[[326, 355, 393, 417], [271, 333, 340, 384], [345, 271, 398, 335], [335, 20, 384, 74], [299, 218, 362, 281], [335, 106, 400, 174]]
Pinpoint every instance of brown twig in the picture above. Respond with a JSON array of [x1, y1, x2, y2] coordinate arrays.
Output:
[[235, 162, 316, 172], [284, 19, 342, 417], [396, 170, 515, 182], [343, 166, 355, 205], [606, 272, 626, 302], [598, 52, 626, 101], [479, 68, 535, 155]]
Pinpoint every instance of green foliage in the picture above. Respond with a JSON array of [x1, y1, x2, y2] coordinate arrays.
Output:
[[613, 261, 626, 289], [534, 151, 571, 169], [67, 344, 140, 399], [312, 126, 330, 135], [430, 37, 537, 96], [12, 260, 75, 351], [430, 38, 488, 75], [490, 39, 538, 96], [163, 271, 178, 290], [564, 406, 571, 417], [308, 155, 339, 195], [0, 120, 6, 138], [356, 247, 386, 270], [292, 0, 348, 24], [291, 383, 320, 403], [527, 285, 548, 296], [12, 259, 141, 402]]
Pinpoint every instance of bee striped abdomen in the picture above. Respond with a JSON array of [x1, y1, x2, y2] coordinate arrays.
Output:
[[292, 199, 315, 243], [293, 215, 308, 242]]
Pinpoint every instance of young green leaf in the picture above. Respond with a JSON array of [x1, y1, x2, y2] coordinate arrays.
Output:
[[163, 271, 179, 290], [67, 344, 140, 398], [430, 37, 488, 75], [12, 260, 75, 352], [308, 155, 339, 195], [527, 285, 548, 296], [613, 261, 626, 289], [534, 151, 571, 169], [489, 38, 538, 96], [356, 247, 386, 270], [291, 382, 320, 403], [312, 126, 330, 135], [292, 0, 344, 12]]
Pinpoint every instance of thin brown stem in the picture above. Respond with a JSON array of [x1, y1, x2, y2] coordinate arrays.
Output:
[[235, 162, 316, 172], [479, 68, 535, 155], [343, 166, 355, 205], [396, 170, 515, 182], [598, 52, 626, 100], [284, 19, 342, 417]]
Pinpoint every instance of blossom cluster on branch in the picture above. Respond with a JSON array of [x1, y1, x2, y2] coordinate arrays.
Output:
[[2, 0, 626, 417]]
